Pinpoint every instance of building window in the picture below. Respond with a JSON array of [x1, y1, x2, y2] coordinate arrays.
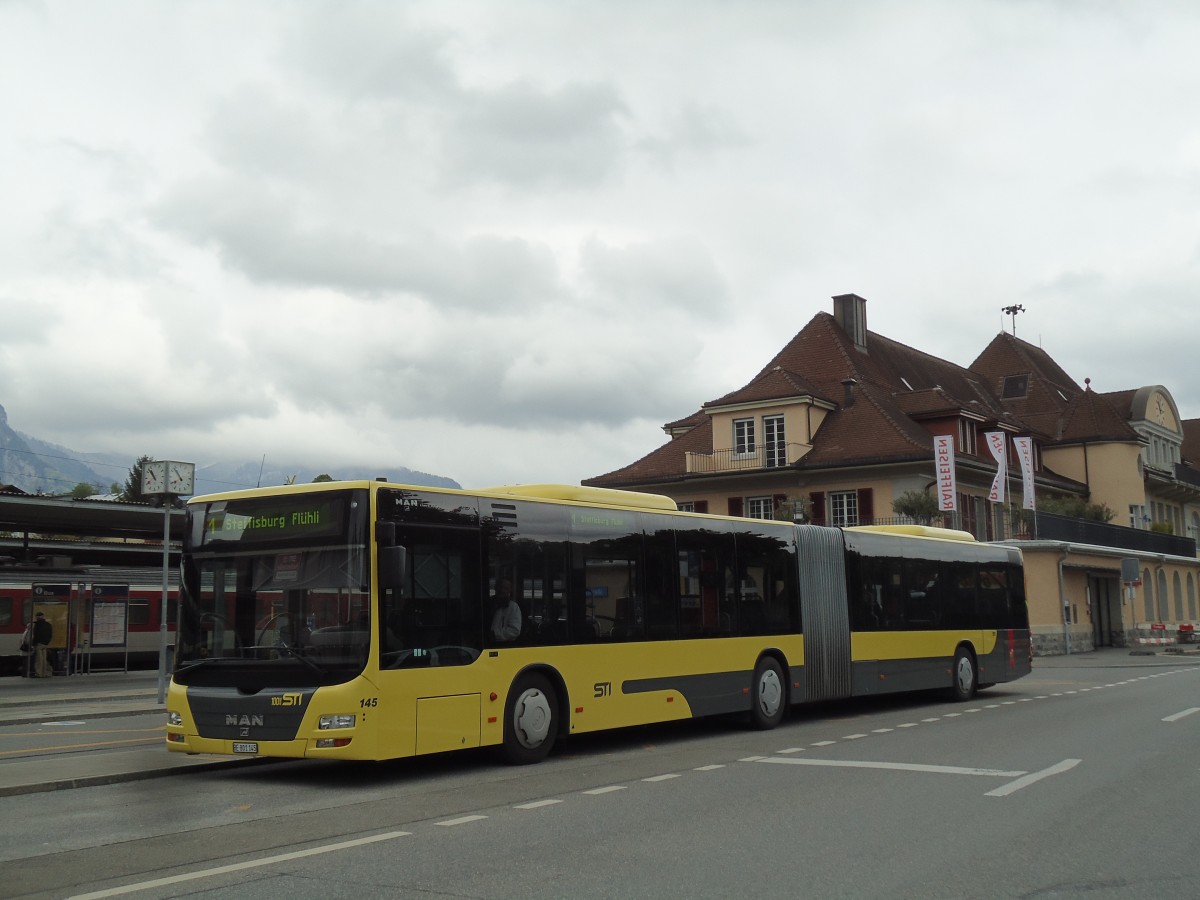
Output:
[[958, 419, 977, 456], [763, 415, 785, 467], [830, 490, 858, 527], [1001, 374, 1029, 399], [677, 501, 695, 512], [734, 418, 755, 456], [746, 497, 774, 520]]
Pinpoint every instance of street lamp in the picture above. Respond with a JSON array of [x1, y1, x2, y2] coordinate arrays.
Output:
[[140, 460, 195, 704]]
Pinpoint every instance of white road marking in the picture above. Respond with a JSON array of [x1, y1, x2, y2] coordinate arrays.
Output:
[[67, 831, 412, 899], [514, 799, 562, 810], [986, 759, 1081, 797], [694, 764, 725, 771], [777, 747, 805, 754], [739, 755, 767, 761], [437, 815, 487, 827], [871, 728, 893, 734], [898, 722, 919, 728], [760, 757, 1025, 778], [843, 733, 868, 740], [643, 773, 682, 782], [1162, 707, 1200, 723], [583, 785, 627, 795], [812, 740, 837, 746]]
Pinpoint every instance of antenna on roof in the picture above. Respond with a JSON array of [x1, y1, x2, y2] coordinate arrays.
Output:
[[256, 454, 266, 488], [1001, 304, 1025, 337]]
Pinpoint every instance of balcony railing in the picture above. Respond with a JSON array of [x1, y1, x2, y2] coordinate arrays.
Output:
[[685, 442, 805, 474]]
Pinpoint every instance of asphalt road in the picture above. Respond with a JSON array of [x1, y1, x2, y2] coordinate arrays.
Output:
[[2, 653, 1199, 899]]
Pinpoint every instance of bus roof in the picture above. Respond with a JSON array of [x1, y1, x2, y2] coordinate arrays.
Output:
[[845, 524, 977, 542], [188, 480, 680, 513]]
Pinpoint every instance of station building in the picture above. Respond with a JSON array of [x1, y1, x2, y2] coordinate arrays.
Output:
[[585, 294, 1200, 655]]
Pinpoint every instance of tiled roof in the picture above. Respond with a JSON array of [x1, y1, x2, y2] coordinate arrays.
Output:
[[1182, 419, 1200, 466], [1059, 388, 1141, 443], [585, 417, 714, 486], [586, 300, 1143, 490]]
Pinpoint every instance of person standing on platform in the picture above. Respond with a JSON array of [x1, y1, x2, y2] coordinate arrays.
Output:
[[32, 612, 53, 678]]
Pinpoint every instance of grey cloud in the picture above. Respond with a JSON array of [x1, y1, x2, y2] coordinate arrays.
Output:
[[442, 81, 628, 188], [580, 236, 731, 316], [154, 180, 565, 308]]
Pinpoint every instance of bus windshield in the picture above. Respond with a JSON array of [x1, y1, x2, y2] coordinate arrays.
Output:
[[174, 489, 371, 687]]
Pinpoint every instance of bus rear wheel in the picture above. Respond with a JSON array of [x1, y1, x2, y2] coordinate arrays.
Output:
[[950, 647, 977, 701], [749, 657, 786, 729], [502, 674, 558, 765]]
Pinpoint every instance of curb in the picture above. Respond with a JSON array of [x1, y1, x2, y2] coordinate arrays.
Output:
[[0, 756, 285, 798]]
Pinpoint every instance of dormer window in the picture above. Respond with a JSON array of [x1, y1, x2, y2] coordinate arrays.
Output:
[[958, 419, 977, 456], [1001, 374, 1029, 399]]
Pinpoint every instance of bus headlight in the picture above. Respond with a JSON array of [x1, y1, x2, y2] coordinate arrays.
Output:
[[167, 711, 182, 726], [319, 714, 356, 730]]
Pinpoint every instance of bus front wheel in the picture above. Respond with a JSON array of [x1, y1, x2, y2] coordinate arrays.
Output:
[[950, 647, 977, 701], [749, 657, 786, 729], [502, 674, 558, 764]]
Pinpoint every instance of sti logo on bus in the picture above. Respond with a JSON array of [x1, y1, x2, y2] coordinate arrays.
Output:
[[593, 682, 611, 698], [271, 693, 303, 707]]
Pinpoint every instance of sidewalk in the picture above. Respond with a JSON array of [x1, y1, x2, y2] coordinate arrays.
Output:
[[0, 669, 267, 797]]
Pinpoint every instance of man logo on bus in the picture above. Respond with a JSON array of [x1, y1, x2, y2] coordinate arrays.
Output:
[[225, 714, 265, 727]]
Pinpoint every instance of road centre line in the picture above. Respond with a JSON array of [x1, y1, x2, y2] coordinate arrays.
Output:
[[514, 799, 562, 809], [643, 773, 682, 782], [67, 830, 413, 900], [1162, 707, 1200, 722], [583, 785, 627, 794], [985, 759, 1081, 797]]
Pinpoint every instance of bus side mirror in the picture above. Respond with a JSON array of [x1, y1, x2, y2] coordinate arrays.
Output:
[[378, 545, 407, 590]]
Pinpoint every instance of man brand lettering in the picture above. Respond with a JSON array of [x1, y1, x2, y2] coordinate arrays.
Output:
[[226, 714, 265, 727], [271, 693, 303, 707]]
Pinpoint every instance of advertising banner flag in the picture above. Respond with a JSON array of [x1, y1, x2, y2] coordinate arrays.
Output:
[[1014, 436, 1036, 510], [934, 435, 957, 511], [985, 431, 1008, 503]]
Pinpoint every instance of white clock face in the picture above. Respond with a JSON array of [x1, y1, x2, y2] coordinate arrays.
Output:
[[141, 460, 167, 495], [168, 462, 195, 495]]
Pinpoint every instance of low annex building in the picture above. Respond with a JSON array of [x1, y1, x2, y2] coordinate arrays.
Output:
[[585, 294, 1200, 655]]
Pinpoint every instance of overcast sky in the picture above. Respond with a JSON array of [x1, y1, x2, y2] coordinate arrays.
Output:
[[3, 1, 1200, 491]]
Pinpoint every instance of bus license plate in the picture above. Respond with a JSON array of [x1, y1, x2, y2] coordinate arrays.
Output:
[[232, 742, 258, 754]]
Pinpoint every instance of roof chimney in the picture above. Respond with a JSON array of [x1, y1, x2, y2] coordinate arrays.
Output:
[[842, 378, 858, 408], [832, 293, 868, 352]]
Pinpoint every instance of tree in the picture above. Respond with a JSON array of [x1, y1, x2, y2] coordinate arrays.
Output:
[[892, 489, 941, 525], [70, 482, 98, 499], [312, 473, 334, 482], [120, 455, 161, 505]]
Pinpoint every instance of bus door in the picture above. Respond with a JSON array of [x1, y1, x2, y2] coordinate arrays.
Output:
[[795, 526, 851, 701]]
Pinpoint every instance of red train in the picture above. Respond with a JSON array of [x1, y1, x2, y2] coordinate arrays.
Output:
[[0, 565, 178, 675]]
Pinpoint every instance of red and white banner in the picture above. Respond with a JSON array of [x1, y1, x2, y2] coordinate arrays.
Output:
[[985, 431, 1007, 503], [1013, 436, 1036, 510], [934, 435, 957, 511]]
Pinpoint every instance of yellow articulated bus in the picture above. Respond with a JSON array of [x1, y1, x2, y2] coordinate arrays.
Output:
[[166, 481, 1031, 764]]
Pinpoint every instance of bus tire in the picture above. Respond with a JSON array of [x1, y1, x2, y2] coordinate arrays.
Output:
[[749, 657, 786, 729], [502, 674, 557, 765], [950, 647, 976, 701]]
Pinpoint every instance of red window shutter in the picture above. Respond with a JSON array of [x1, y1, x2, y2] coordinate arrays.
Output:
[[857, 488, 874, 525], [809, 492, 825, 526], [727, 497, 744, 517], [694, 500, 709, 514]]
